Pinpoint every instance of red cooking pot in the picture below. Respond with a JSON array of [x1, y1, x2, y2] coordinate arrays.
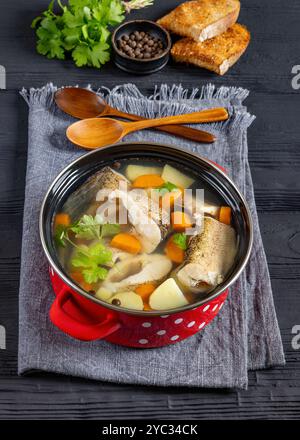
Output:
[[40, 142, 253, 348]]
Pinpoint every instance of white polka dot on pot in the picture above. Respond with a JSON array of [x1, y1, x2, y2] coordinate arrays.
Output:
[[142, 322, 151, 328], [157, 330, 166, 336], [212, 304, 219, 312], [170, 335, 179, 341], [138, 339, 148, 345], [203, 305, 210, 312], [219, 302, 225, 310], [161, 315, 169, 319], [174, 318, 183, 324], [187, 321, 195, 328], [198, 322, 206, 329]]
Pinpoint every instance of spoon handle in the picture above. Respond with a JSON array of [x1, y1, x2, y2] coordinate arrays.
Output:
[[106, 108, 215, 143], [123, 108, 228, 134]]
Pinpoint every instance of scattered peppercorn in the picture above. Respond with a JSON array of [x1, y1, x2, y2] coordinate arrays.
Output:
[[112, 298, 121, 306], [117, 31, 165, 60]]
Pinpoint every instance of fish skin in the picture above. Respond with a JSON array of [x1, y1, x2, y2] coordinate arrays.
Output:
[[176, 216, 237, 293], [63, 167, 127, 220]]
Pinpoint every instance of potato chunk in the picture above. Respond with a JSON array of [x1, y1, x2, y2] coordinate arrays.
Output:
[[109, 291, 144, 311], [149, 278, 188, 310], [125, 165, 163, 182], [161, 164, 194, 188]]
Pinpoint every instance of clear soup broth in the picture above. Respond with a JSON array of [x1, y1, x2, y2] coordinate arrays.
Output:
[[53, 160, 237, 312]]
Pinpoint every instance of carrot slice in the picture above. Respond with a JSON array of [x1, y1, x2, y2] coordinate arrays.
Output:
[[135, 283, 156, 301], [171, 211, 193, 232], [219, 206, 231, 225], [143, 303, 153, 311], [54, 213, 71, 228], [165, 237, 185, 264], [110, 233, 142, 254], [160, 187, 183, 210], [70, 272, 93, 292], [132, 174, 165, 188]]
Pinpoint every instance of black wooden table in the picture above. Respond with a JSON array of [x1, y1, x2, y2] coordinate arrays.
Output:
[[0, 0, 300, 420]]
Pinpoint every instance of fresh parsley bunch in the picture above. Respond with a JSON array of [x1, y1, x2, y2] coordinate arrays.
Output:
[[31, 0, 153, 68]]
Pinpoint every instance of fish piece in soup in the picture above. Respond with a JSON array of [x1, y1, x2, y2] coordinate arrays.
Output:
[[96, 166, 129, 190], [175, 216, 236, 293], [96, 186, 170, 253], [102, 253, 172, 293], [62, 166, 128, 220]]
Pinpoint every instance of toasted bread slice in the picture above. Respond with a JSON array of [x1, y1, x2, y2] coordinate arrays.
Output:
[[171, 23, 250, 75], [157, 0, 240, 42]]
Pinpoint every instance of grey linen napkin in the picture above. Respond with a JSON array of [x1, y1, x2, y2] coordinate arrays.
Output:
[[18, 83, 285, 389]]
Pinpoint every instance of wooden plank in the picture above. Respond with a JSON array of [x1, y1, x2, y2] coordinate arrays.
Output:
[[0, 375, 299, 419]]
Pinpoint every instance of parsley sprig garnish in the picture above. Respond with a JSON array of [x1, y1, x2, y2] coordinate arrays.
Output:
[[71, 242, 112, 284], [55, 214, 120, 284], [172, 233, 188, 250], [156, 181, 179, 196], [55, 214, 120, 245]]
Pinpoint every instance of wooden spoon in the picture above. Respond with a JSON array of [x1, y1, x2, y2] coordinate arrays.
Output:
[[55, 87, 216, 143], [67, 108, 228, 149]]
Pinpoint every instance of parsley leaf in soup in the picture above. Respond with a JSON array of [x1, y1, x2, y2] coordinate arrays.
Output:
[[88, 242, 112, 262], [173, 233, 188, 250], [71, 249, 92, 269], [71, 242, 112, 284], [156, 181, 179, 196], [101, 223, 121, 238], [55, 214, 121, 245], [54, 224, 68, 248], [82, 266, 108, 284], [70, 215, 102, 240], [54, 212, 120, 283]]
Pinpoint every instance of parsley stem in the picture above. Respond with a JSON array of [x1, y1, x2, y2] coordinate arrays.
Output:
[[64, 234, 91, 257]]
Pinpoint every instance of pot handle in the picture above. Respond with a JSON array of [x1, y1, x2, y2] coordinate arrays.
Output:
[[50, 287, 121, 341]]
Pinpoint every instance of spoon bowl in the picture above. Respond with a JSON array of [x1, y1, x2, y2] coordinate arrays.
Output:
[[55, 88, 107, 119], [67, 118, 125, 149]]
